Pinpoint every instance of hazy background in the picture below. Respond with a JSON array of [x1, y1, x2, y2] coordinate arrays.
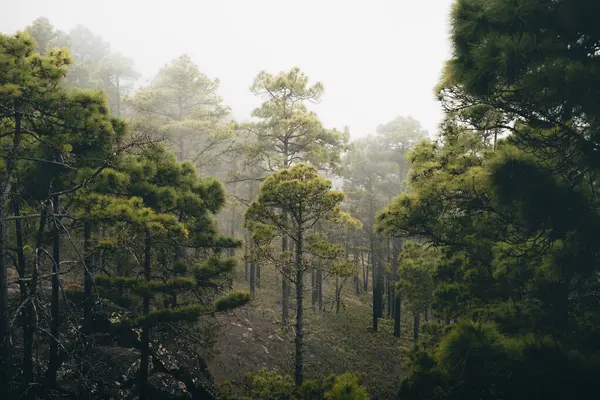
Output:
[[2, 0, 454, 137]]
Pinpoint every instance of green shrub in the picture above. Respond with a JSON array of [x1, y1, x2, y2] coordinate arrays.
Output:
[[324, 373, 369, 400], [219, 369, 369, 400]]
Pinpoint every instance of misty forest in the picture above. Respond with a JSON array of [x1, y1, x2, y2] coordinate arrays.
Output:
[[2, 0, 600, 399]]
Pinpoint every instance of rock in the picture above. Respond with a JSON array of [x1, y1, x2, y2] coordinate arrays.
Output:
[[148, 372, 192, 400], [7, 286, 20, 298], [88, 346, 140, 397], [261, 345, 269, 354], [247, 327, 253, 332]]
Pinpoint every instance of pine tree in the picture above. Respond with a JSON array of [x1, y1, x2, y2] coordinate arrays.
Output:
[[245, 163, 359, 386], [83, 145, 250, 399], [127, 54, 233, 171], [243, 67, 349, 324]]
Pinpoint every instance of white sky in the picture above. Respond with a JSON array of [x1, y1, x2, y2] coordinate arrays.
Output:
[[3, 0, 454, 139]]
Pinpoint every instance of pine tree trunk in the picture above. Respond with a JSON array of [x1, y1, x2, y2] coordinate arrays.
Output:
[[387, 282, 392, 319], [249, 237, 256, 295], [353, 245, 360, 295], [424, 307, 429, 322], [294, 230, 304, 386], [139, 230, 152, 400], [26, 210, 46, 399], [394, 294, 401, 337], [371, 232, 380, 331], [14, 200, 33, 397], [311, 266, 316, 312], [317, 268, 323, 312], [335, 277, 340, 314], [0, 189, 9, 391], [281, 218, 289, 324], [83, 222, 94, 333], [0, 109, 20, 391], [47, 196, 61, 387], [413, 311, 420, 346], [244, 255, 249, 281], [363, 251, 369, 292], [228, 216, 235, 258], [243, 230, 249, 281], [256, 264, 261, 288]]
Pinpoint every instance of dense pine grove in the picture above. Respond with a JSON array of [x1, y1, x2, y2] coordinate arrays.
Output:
[[1, 1, 600, 398]]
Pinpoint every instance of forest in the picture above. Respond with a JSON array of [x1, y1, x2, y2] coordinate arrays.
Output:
[[1, 0, 600, 399]]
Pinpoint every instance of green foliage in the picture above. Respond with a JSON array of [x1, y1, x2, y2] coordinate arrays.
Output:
[[135, 305, 206, 327], [379, 1, 600, 398], [127, 54, 231, 170], [220, 369, 369, 400], [242, 67, 349, 174], [214, 290, 252, 312], [394, 241, 440, 313], [245, 164, 359, 276], [324, 373, 369, 400]]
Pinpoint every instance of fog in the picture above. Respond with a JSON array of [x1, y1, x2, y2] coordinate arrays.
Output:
[[3, 0, 453, 137]]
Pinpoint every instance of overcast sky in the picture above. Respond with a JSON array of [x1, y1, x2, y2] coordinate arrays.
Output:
[[3, 0, 454, 138]]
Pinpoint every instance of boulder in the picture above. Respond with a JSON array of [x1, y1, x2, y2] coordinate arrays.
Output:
[[148, 372, 192, 400]]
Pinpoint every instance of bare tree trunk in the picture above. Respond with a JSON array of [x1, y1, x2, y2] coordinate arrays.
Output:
[[294, 230, 304, 386], [387, 281, 393, 319], [27, 210, 46, 399], [317, 268, 323, 312], [281, 219, 290, 324], [0, 190, 10, 391], [353, 242, 360, 295], [335, 277, 340, 314], [393, 293, 401, 337], [256, 264, 261, 288], [139, 230, 151, 400], [371, 231, 381, 331], [83, 222, 94, 333], [47, 196, 61, 387], [311, 266, 316, 312], [244, 238, 249, 282], [363, 251, 369, 292], [249, 237, 256, 295], [244, 230, 249, 280]]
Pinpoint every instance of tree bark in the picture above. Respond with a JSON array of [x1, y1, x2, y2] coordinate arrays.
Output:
[[83, 221, 94, 333], [47, 196, 61, 387], [394, 293, 401, 337], [13, 199, 34, 397], [353, 243, 360, 295], [0, 110, 21, 390], [294, 230, 304, 386], [413, 312, 420, 346], [281, 226, 289, 324], [317, 268, 323, 312], [335, 277, 340, 314], [311, 265, 316, 312], [371, 232, 380, 331], [249, 238, 256, 295], [139, 230, 152, 400], [363, 251, 369, 292], [0, 190, 10, 390], [386, 279, 394, 319]]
